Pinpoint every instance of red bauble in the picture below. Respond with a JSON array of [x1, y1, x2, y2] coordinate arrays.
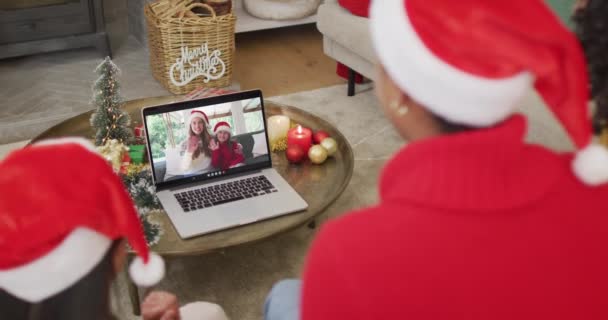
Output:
[[286, 145, 306, 164], [313, 130, 331, 144]]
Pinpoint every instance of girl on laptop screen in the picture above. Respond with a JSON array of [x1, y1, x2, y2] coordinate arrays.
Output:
[[210, 121, 245, 170]]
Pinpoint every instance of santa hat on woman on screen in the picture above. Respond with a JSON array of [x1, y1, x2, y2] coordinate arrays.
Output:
[[213, 121, 232, 136], [189, 110, 209, 127]]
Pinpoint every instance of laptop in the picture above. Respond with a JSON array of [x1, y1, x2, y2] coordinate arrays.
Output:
[[142, 90, 308, 239]]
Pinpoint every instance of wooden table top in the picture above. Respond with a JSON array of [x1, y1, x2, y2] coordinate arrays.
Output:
[[32, 95, 354, 256]]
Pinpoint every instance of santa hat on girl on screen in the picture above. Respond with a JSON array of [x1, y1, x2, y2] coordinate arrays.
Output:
[[0, 138, 164, 303], [370, 0, 608, 186], [214, 122, 232, 135], [189, 110, 209, 126]]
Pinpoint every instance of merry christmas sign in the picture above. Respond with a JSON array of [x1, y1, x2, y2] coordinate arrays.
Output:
[[169, 43, 226, 86]]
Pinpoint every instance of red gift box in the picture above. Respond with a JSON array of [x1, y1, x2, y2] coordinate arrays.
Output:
[[134, 124, 145, 138]]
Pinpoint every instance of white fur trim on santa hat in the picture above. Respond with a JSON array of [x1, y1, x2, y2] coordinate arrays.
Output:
[[214, 124, 231, 134], [34, 137, 98, 153], [188, 111, 209, 126], [572, 143, 608, 186], [129, 252, 165, 287], [0, 228, 111, 303], [370, 0, 534, 127]]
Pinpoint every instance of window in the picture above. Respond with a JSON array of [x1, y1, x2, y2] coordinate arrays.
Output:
[[147, 112, 187, 161], [244, 110, 264, 133]]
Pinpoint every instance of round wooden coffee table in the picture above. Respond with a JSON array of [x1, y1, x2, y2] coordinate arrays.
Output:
[[32, 95, 354, 314]]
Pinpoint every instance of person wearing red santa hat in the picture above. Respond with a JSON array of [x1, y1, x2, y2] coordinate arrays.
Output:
[[210, 121, 245, 170], [165, 110, 214, 181], [264, 0, 608, 320], [0, 138, 228, 320]]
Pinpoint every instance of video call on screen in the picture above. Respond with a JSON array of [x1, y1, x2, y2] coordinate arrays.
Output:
[[146, 98, 270, 183]]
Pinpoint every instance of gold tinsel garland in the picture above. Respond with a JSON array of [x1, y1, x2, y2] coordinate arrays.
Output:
[[270, 121, 303, 152], [271, 137, 287, 152], [97, 139, 129, 173], [123, 163, 149, 176]]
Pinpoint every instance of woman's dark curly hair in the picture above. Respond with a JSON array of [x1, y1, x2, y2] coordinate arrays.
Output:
[[573, 0, 608, 133]]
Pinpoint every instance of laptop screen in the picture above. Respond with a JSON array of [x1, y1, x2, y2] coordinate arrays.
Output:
[[143, 91, 271, 189]]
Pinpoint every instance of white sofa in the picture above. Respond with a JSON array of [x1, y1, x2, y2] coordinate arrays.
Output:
[[316, 0, 574, 151], [316, 0, 374, 96]]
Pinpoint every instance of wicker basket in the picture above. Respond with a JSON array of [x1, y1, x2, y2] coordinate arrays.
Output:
[[145, 1, 236, 94]]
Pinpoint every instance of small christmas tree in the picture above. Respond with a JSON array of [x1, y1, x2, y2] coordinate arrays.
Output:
[[90, 57, 134, 146], [121, 165, 164, 246]]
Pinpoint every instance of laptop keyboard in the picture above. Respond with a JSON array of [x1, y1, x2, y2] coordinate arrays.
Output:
[[174, 175, 277, 212]]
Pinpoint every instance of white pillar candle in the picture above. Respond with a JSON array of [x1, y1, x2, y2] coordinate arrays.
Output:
[[267, 115, 291, 143]]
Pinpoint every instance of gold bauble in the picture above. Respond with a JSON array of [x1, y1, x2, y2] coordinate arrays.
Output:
[[320, 137, 338, 157], [308, 145, 328, 164]]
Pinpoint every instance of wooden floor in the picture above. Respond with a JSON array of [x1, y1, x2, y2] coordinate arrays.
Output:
[[233, 24, 344, 97]]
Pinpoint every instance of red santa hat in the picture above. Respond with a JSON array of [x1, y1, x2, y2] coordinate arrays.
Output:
[[370, 0, 608, 186], [214, 121, 232, 135], [0, 138, 164, 303], [188, 110, 209, 126]]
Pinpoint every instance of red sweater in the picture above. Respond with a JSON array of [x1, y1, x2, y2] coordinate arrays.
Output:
[[302, 116, 608, 319], [211, 141, 244, 170]]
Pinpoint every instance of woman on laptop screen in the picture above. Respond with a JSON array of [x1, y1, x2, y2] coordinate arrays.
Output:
[[165, 110, 214, 181]]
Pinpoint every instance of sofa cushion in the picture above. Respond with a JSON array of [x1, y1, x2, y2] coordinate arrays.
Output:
[[251, 132, 268, 157], [234, 134, 254, 159], [243, 0, 322, 20], [317, 1, 375, 64], [234, 130, 267, 160]]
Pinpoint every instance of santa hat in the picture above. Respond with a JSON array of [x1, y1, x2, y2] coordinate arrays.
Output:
[[370, 0, 608, 186], [188, 110, 209, 126], [0, 138, 164, 303], [214, 121, 231, 135]]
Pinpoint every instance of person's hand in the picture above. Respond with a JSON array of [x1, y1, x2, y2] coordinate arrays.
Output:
[[142, 291, 181, 320], [209, 139, 219, 151], [187, 136, 200, 153], [235, 143, 243, 154]]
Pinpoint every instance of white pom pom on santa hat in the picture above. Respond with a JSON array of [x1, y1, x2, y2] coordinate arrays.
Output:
[[129, 252, 165, 287], [573, 144, 608, 186]]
